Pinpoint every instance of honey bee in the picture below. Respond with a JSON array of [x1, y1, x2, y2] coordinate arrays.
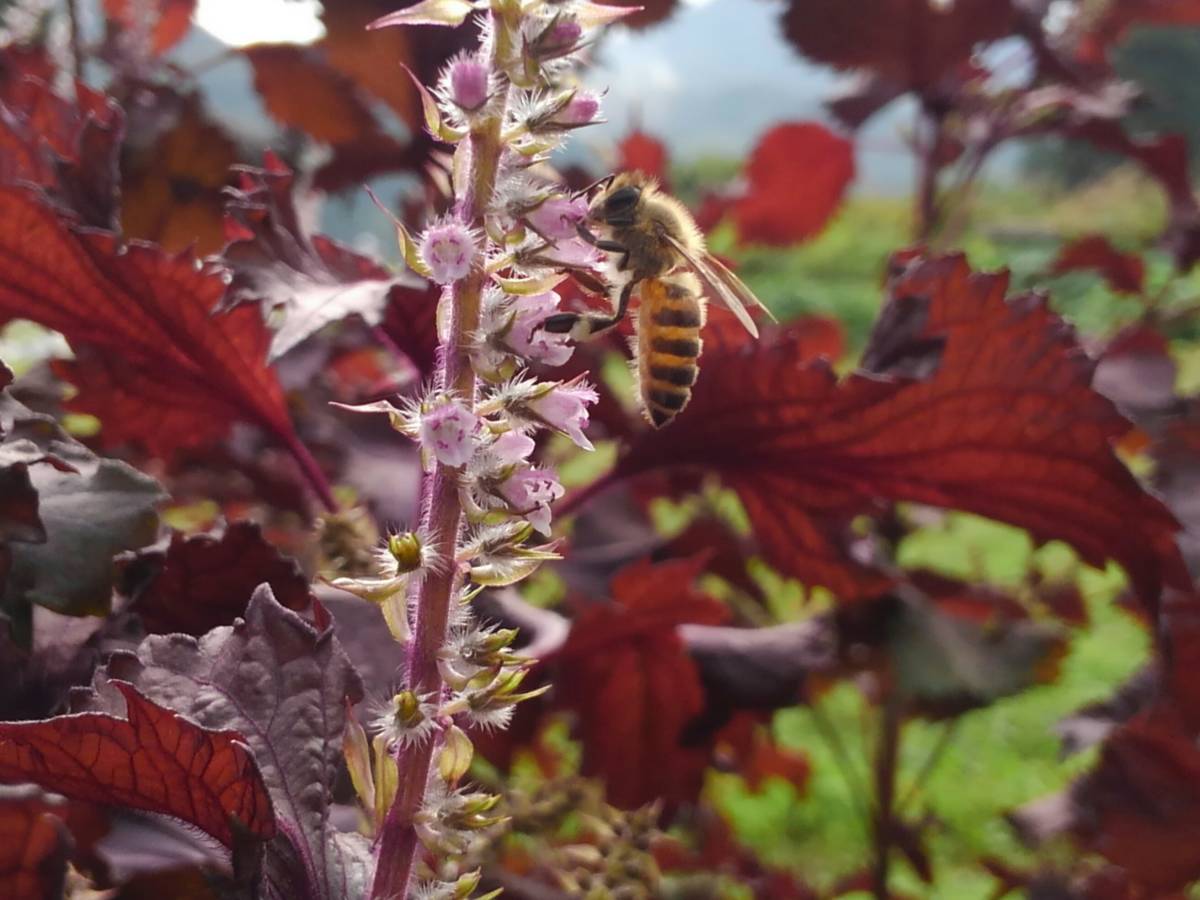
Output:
[[542, 171, 775, 428]]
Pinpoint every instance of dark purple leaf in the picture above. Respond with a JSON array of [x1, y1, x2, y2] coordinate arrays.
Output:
[[102, 585, 370, 900]]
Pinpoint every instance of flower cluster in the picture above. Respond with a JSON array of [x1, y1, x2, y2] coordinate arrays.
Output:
[[336, 1, 636, 896]]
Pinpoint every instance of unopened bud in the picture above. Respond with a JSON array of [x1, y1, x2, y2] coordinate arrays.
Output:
[[438, 724, 475, 784], [531, 15, 584, 62], [388, 531, 425, 572], [395, 690, 426, 729], [555, 91, 600, 127], [545, 18, 583, 51], [448, 54, 490, 111]]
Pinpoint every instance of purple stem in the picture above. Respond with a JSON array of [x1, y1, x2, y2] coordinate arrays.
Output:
[[368, 108, 505, 899], [279, 429, 338, 513]]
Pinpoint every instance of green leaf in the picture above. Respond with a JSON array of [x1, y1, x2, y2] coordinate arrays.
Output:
[[1, 389, 165, 617], [7, 457, 165, 615]]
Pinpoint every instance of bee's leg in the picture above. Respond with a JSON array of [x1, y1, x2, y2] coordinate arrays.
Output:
[[576, 223, 630, 271], [542, 282, 633, 339]]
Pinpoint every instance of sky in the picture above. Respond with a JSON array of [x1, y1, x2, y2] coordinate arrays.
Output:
[[188, 0, 926, 192], [194, 0, 325, 46]]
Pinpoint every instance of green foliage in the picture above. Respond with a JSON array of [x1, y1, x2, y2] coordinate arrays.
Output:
[[1025, 25, 1200, 187], [712, 515, 1147, 896]]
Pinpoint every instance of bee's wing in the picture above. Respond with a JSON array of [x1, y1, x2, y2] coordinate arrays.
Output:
[[660, 233, 768, 338], [703, 252, 778, 324]]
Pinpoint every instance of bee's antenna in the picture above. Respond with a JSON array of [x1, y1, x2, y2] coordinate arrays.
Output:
[[571, 173, 615, 200]]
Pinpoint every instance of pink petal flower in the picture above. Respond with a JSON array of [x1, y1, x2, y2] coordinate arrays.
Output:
[[542, 237, 603, 269], [448, 54, 489, 111], [420, 219, 477, 284], [527, 196, 588, 241], [420, 400, 479, 467], [499, 466, 564, 534], [491, 430, 536, 465], [529, 383, 598, 450], [507, 291, 574, 367]]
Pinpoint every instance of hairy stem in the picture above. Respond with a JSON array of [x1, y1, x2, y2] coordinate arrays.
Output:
[[368, 110, 506, 900]]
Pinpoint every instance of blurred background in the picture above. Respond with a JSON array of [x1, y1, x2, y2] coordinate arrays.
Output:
[[1, 1, 1199, 897]]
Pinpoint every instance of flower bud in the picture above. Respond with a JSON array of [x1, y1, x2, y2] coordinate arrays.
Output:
[[545, 18, 583, 52], [554, 91, 600, 127], [420, 219, 478, 284], [387, 530, 425, 573], [438, 724, 474, 784], [529, 15, 584, 62], [448, 54, 490, 111], [394, 690, 427, 730]]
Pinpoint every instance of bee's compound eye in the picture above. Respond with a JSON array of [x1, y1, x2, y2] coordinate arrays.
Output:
[[604, 186, 640, 215]]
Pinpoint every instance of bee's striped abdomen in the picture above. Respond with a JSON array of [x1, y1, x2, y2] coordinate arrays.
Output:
[[637, 274, 705, 428]]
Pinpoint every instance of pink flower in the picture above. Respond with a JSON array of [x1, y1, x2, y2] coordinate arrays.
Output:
[[529, 382, 598, 450], [420, 219, 477, 284], [448, 54, 489, 111], [491, 430, 536, 465], [527, 196, 587, 241], [554, 91, 600, 127], [542, 237, 602, 269], [420, 400, 479, 467], [507, 291, 574, 367], [499, 466, 564, 534]]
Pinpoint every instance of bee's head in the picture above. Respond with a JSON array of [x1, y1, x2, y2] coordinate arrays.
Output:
[[589, 175, 643, 227]]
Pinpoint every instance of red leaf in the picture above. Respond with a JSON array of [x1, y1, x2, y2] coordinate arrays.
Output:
[[117, 521, 315, 637], [734, 123, 854, 246], [105, 0, 196, 54], [222, 153, 419, 360], [0, 786, 70, 900], [378, 280, 442, 377], [0, 681, 275, 848], [1052, 235, 1146, 295], [618, 129, 669, 184], [554, 557, 728, 807], [105, 586, 368, 899], [612, 253, 1188, 604], [740, 731, 811, 794], [0, 186, 298, 462], [319, 0, 420, 128], [0, 73, 122, 228], [244, 45, 381, 146], [781, 0, 1015, 90], [0, 47, 55, 97], [120, 92, 236, 255], [1054, 715, 1200, 891]]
